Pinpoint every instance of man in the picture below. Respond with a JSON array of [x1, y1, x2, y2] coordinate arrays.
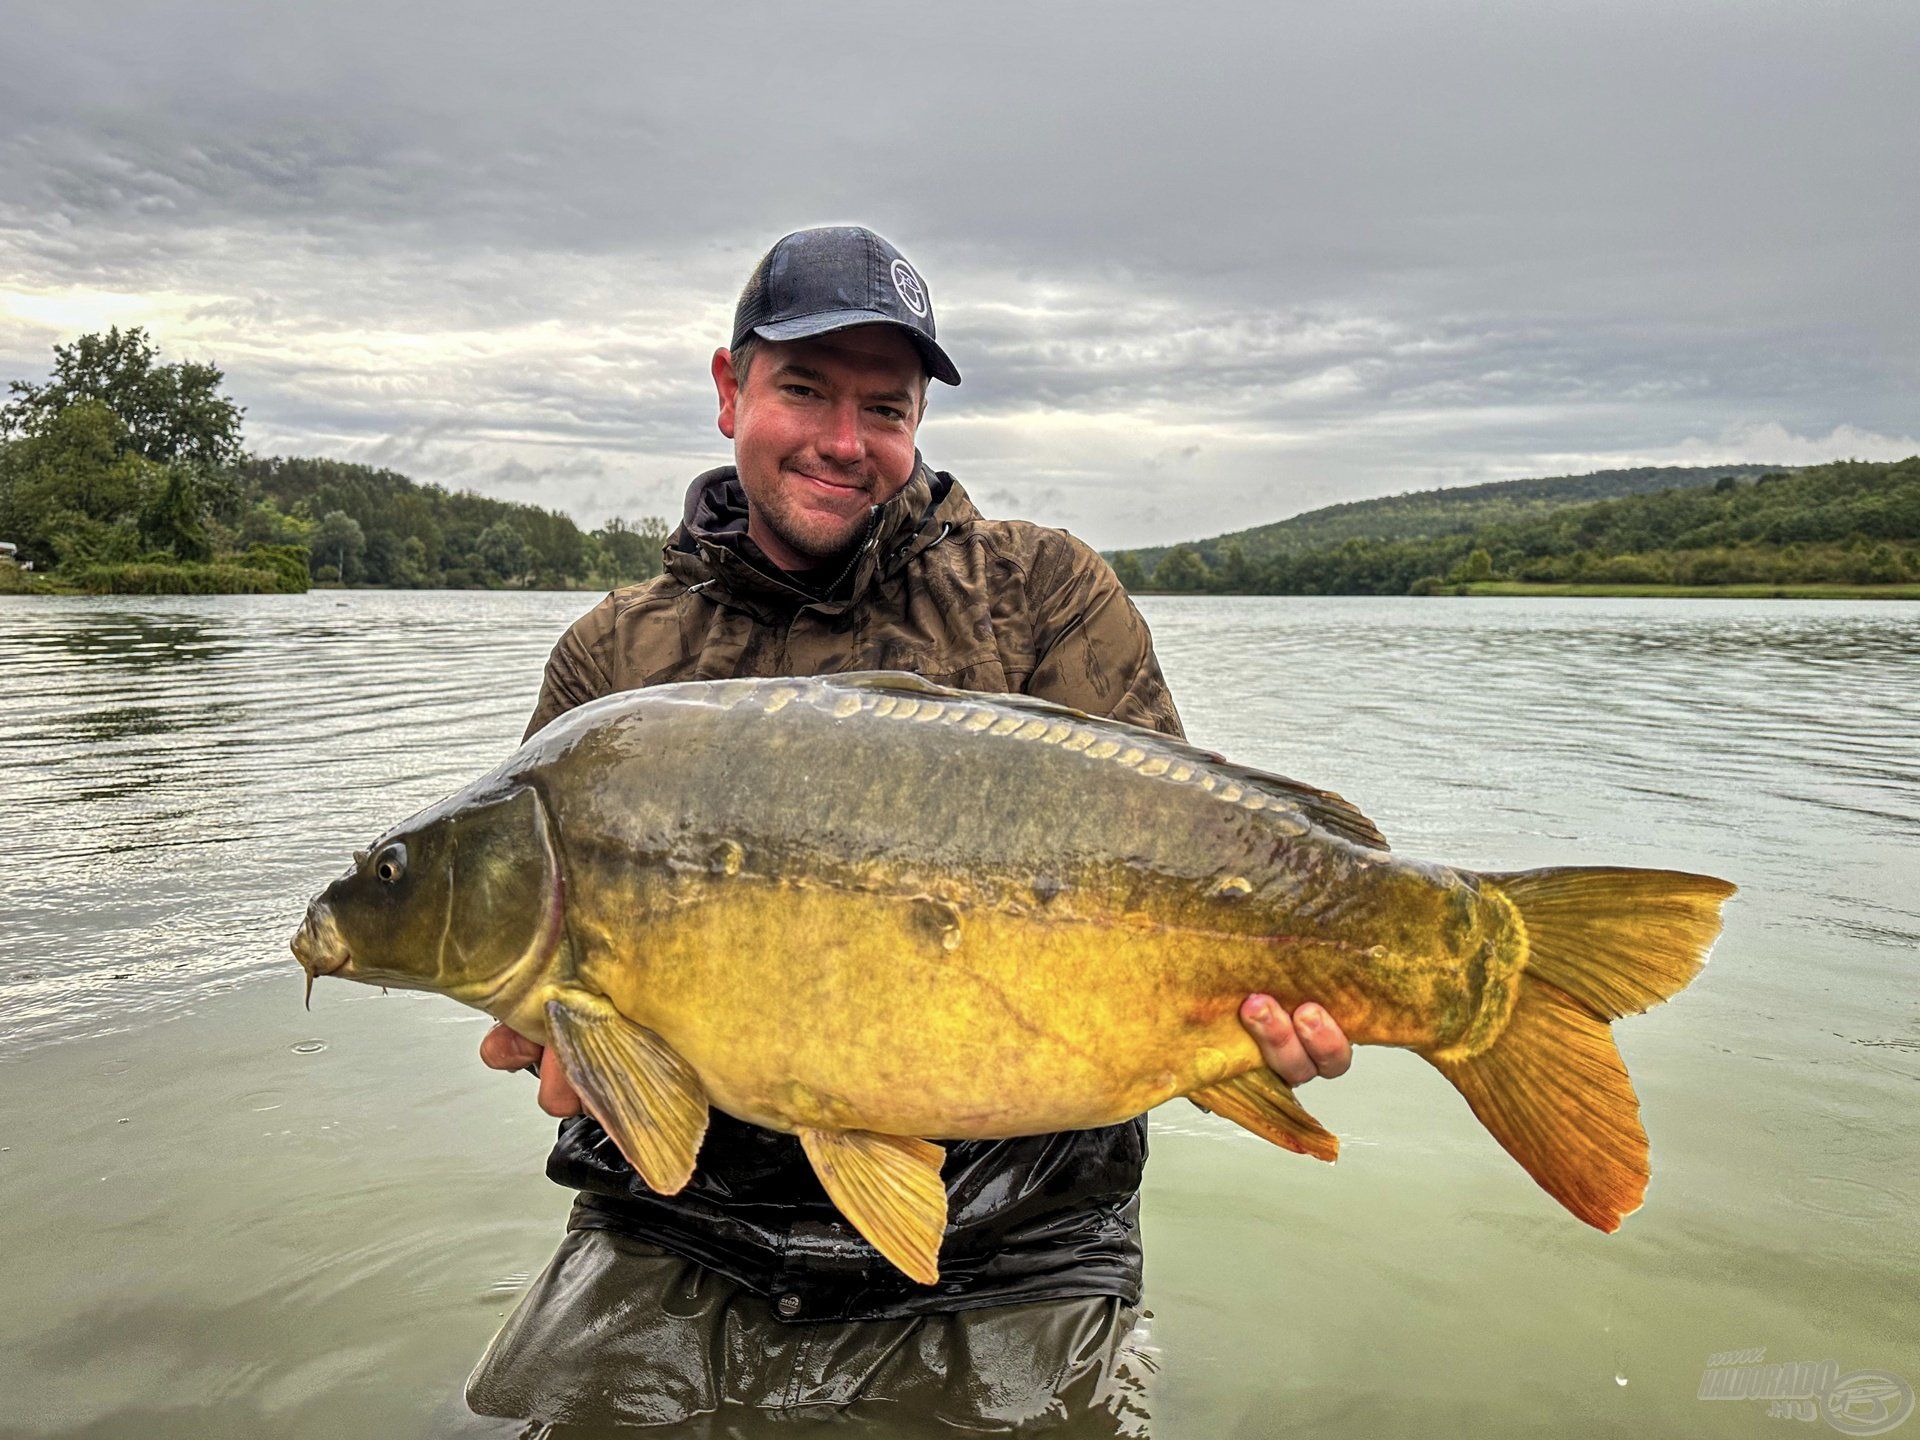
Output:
[[468, 227, 1352, 1433]]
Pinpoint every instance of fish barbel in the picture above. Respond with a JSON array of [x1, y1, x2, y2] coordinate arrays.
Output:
[[290, 672, 1734, 1282]]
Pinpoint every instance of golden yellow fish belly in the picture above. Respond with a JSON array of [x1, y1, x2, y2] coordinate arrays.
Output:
[[573, 875, 1445, 1140]]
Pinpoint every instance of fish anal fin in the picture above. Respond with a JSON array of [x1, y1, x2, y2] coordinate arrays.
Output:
[[1427, 979, 1648, 1233], [797, 1128, 948, 1285], [1189, 1070, 1339, 1162], [544, 993, 708, 1195]]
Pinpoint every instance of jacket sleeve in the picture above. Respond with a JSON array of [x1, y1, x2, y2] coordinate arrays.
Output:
[[523, 595, 619, 742], [1025, 534, 1185, 741]]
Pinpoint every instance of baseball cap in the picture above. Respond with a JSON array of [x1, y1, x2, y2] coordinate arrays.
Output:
[[731, 226, 962, 386]]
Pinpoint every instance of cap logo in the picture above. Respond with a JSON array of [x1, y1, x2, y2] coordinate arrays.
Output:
[[889, 258, 929, 319]]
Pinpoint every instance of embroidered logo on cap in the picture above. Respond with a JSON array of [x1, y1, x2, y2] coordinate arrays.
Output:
[[890, 258, 929, 319]]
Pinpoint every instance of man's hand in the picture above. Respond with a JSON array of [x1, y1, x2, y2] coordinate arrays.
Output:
[[1239, 996, 1352, 1087], [480, 1022, 584, 1117]]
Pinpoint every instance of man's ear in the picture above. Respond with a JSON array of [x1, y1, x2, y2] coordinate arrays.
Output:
[[712, 348, 740, 440]]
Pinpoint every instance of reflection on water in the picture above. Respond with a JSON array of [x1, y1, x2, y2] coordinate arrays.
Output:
[[1, 593, 1916, 1439], [0, 593, 584, 1046]]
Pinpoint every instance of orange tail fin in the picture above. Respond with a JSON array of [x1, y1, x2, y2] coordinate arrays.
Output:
[[1426, 866, 1735, 1232]]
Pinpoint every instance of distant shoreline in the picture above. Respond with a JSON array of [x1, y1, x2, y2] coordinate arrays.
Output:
[[1450, 581, 1920, 600], [1137, 582, 1920, 600], [11, 580, 1919, 601]]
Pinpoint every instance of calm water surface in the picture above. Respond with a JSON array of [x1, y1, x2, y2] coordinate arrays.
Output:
[[0, 592, 1915, 1437]]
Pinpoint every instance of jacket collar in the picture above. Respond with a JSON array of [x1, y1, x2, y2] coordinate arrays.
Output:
[[663, 455, 976, 618]]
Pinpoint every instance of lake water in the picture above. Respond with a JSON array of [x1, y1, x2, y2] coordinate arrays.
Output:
[[1, 592, 1914, 1438]]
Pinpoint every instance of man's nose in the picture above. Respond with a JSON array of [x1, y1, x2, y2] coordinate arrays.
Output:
[[815, 401, 865, 466]]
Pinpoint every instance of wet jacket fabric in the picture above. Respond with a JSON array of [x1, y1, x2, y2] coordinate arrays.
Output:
[[524, 459, 1185, 1322]]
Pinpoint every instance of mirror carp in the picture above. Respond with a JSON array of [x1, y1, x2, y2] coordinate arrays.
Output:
[[291, 672, 1734, 1283]]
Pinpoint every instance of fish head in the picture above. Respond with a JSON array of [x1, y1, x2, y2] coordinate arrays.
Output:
[[291, 782, 565, 1011]]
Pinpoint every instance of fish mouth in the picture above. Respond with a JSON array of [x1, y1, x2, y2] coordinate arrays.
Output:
[[291, 903, 353, 1007]]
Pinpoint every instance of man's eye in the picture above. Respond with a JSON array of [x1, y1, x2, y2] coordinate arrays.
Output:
[[872, 406, 907, 422], [782, 384, 818, 398]]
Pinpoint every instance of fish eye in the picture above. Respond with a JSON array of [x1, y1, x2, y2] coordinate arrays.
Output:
[[374, 844, 407, 885]]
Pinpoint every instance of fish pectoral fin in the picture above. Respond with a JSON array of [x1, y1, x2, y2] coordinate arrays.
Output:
[[544, 992, 709, 1195], [1189, 1070, 1339, 1162], [797, 1128, 948, 1286]]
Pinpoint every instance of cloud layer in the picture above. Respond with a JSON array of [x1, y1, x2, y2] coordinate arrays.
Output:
[[3, 1, 1914, 548]]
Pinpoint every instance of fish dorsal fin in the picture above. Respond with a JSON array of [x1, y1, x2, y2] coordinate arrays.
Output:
[[544, 991, 709, 1194], [822, 671, 1390, 852], [797, 1127, 949, 1285]]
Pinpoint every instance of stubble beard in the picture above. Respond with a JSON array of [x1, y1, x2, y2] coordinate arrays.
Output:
[[759, 486, 873, 568]]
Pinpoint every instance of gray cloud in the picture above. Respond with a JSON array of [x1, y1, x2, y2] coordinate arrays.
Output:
[[1, 0, 1914, 549]]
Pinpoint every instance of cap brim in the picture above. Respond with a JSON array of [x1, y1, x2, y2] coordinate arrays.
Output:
[[751, 309, 961, 386]]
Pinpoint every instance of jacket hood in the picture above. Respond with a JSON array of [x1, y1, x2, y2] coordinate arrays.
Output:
[[663, 455, 978, 619]]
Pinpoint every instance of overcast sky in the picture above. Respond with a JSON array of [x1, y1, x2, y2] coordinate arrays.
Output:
[[2, 1, 1914, 549]]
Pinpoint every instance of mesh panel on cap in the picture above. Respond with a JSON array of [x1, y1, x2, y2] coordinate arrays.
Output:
[[732, 251, 774, 348]]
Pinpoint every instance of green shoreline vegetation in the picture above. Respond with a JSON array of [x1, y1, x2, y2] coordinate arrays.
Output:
[[1110, 457, 1920, 599], [1452, 580, 1920, 600], [1, 329, 669, 596]]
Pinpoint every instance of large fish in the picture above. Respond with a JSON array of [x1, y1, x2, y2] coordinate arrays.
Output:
[[291, 672, 1733, 1283]]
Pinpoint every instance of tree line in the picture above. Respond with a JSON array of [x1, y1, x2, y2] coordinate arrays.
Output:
[[0, 328, 672, 594], [1112, 459, 1920, 594], [1121, 463, 1786, 578]]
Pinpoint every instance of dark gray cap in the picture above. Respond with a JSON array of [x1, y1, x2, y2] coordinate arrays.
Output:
[[731, 226, 961, 386]]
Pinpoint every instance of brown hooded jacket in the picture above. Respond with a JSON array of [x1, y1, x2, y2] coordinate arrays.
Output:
[[525, 459, 1184, 1320]]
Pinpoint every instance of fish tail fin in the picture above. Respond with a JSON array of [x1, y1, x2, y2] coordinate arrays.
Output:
[[1488, 867, 1737, 1021], [1425, 866, 1735, 1232]]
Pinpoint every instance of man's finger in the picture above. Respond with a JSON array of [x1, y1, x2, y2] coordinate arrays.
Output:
[[1292, 1003, 1353, 1079], [480, 1022, 542, 1072], [1240, 995, 1318, 1087], [536, 1048, 583, 1117]]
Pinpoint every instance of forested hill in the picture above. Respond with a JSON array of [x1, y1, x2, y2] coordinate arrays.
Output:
[[1110, 457, 1918, 595], [241, 455, 667, 590], [1120, 463, 1786, 576]]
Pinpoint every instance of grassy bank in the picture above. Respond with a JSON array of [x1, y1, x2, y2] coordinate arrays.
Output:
[[0, 565, 75, 595], [1453, 581, 1920, 600], [0, 544, 312, 596]]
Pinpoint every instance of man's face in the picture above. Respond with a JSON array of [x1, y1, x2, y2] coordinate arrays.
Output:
[[712, 325, 924, 572]]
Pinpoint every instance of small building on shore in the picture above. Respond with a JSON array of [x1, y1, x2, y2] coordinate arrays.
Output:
[[0, 541, 30, 571]]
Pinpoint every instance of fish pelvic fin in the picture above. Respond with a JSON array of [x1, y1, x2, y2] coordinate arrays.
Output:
[[1189, 1070, 1339, 1162], [544, 992, 709, 1195], [1428, 865, 1735, 1232], [797, 1128, 948, 1285]]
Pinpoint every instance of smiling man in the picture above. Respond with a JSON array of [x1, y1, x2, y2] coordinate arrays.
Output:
[[467, 227, 1352, 1433]]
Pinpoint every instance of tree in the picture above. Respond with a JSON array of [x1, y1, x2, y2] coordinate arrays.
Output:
[[396, 535, 431, 587], [2, 327, 245, 468], [1457, 548, 1495, 582], [311, 510, 367, 583], [475, 519, 531, 583], [238, 500, 313, 549], [1152, 545, 1212, 592], [1214, 542, 1253, 592], [1109, 551, 1147, 591], [592, 516, 670, 586], [0, 400, 159, 567], [137, 468, 212, 562]]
